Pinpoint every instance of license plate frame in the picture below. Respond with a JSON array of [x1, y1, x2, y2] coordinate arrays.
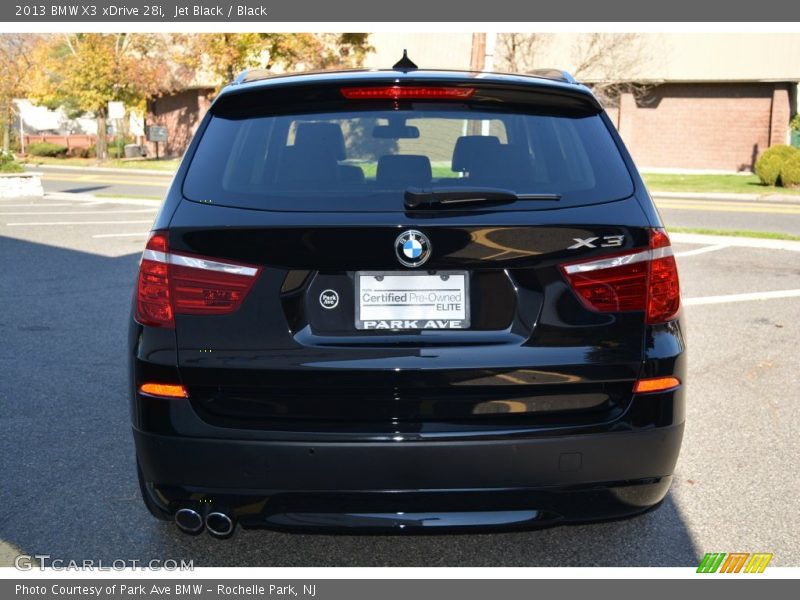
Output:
[[355, 271, 470, 330]]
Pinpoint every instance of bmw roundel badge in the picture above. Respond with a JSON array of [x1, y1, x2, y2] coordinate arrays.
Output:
[[395, 230, 431, 268]]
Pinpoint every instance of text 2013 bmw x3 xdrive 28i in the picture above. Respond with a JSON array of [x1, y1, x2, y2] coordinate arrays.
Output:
[[130, 59, 685, 538]]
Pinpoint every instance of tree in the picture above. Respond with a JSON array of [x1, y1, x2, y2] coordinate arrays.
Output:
[[0, 34, 35, 152], [494, 33, 652, 107], [495, 33, 542, 73], [29, 34, 186, 161], [186, 33, 373, 89], [570, 33, 652, 106]]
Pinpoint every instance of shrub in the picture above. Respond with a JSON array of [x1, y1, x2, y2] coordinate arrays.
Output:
[[26, 141, 68, 157], [754, 145, 799, 186], [780, 152, 800, 187], [0, 150, 24, 173]]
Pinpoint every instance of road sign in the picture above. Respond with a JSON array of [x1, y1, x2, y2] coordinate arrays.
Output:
[[147, 126, 168, 142], [108, 101, 125, 120]]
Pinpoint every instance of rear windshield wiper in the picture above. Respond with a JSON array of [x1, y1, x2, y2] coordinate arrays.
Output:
[[404, 187, 561, 210]]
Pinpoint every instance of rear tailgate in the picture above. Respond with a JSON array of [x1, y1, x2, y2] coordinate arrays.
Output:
[[168, 197, 651, 431]]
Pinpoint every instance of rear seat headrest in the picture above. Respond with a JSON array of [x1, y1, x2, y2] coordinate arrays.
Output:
[[293, 122, 346, 160], [376, 155, 432, 187], [451, 135, 501, 172]]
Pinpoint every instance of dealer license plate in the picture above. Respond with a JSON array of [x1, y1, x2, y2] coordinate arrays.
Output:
[[355, 271, 470, 330]]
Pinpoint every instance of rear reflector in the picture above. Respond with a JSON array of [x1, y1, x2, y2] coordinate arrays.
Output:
[[139, 383, 188, 398], [340, 86, 475, 100], [135, 231, 261, 328], [560, 228, 680, 324], [633, 377, 681, 394]]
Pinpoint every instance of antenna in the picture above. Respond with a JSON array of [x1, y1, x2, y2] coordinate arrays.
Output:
[[393, 50, 418, 71]]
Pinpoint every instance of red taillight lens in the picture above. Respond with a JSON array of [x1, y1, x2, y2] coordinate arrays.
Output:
[[560, 228, 680, 324], [646, 229, 681, 324], [135, 231, 261, 328], [136, 232, 173, 328], [340, 86, 475, 100]]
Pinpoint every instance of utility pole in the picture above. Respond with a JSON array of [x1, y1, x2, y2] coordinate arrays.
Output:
[[470, 33, 498, 136], [470, 33, 486, 72]]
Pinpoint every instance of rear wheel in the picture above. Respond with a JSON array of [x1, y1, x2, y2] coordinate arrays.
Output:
[[136, 459, 171, 521]]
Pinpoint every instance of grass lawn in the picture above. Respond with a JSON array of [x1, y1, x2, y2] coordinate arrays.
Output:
[[642, 173, 800, 196], [24, 156, 180, 172]]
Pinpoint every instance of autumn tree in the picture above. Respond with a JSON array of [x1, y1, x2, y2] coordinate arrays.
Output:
[[0, 34, 36, 152], [29, 34, 187, 161], [186, 33, 372, 89]]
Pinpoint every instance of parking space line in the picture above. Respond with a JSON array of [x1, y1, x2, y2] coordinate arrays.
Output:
[[92, 232, 149, 238], [0, 203, 85, 208], [674, 244, 729, 258], [684, 289, 800, 306], [669, 232, 800, 252], [5, 220, 154, 226], [0, 209, 158, 216]]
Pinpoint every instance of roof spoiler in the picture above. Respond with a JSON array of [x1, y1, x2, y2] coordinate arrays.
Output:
[[232, 69, 274, 85], [527, 69, 578, 85]]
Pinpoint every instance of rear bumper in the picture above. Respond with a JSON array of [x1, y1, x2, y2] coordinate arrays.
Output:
[[134, 422, 683, 531]]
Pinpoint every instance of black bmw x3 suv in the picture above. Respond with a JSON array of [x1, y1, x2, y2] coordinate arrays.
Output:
[[130, 61, 685, 537]]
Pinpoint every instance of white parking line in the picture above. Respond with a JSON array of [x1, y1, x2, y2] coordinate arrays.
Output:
[[5, 220, 154, 226], [673, 244, 729, 258], [0, 203, 86, 208], [0, 209, 157, 216], [684, 289, 800, 306], [92, 232, 149, 238], [670, 232, 800, 252]]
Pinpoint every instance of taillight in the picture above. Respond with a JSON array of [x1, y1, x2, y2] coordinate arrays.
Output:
[[340, 86, 475, 100], [136, 232, 173, 327], [135, 231, 261, 328], [560, 228, 680, 324]]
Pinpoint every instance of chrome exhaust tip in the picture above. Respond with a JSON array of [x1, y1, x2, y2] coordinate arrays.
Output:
[[206, 511, 235, 538], [174, 508, 204, 534]]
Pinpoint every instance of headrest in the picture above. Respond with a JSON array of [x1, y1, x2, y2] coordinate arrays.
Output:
[[293, 122, 346, 160], [451, 135, 501, 172], [376, 155, 432, 187]]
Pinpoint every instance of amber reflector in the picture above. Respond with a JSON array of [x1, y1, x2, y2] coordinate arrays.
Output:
[[633, 377, 681, 394], [139, 383, 188, 398]]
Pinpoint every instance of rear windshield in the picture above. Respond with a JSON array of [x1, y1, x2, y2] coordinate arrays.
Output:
[[183, 107, 634, 211]]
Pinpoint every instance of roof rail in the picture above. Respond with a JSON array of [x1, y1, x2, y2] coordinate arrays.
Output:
[[232, 68, 274, 85], [527, 69, 577, 85]]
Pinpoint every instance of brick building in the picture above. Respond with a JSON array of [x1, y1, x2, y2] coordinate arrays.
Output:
[[144, 33, 800, 170], [365, 32, 800, 172], [145, 87, 214, 157], [609, 82, 792, 172]]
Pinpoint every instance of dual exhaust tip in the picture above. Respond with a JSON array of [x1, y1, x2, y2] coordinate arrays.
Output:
[[174, 508, 234, 538]]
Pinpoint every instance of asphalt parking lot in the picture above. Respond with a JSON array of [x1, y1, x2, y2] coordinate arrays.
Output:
[[1, 192, 799, 567]]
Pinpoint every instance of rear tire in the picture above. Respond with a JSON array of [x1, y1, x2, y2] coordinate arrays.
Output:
[[136, 459, 171, 521]]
